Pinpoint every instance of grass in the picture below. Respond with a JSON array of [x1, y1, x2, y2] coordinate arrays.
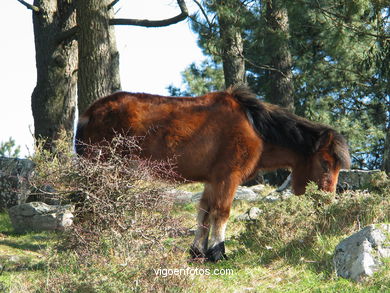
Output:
[[0, 212, 56, 291], [1, 180, 390, 292], [1, 178, 390, 292]]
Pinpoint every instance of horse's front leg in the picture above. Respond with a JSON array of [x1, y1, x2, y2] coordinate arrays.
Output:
[[205, 180, 238, 262], [205, 210, 229, 262], [190, 184, 211, 259]]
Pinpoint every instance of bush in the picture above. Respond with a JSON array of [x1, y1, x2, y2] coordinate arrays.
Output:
[[30, 133, 191, 292], [241, 181, 390, 254], [0, 137, 21, 158]]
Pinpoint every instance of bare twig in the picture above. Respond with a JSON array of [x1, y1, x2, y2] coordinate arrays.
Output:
[[192, 0, 212, 28], [16, 0, 40, 12], [109, 0, 188, 27], [107, 0, 120, 10], [244, 55, 288, 76]]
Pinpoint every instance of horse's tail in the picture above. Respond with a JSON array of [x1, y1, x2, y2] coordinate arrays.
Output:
[[75, 116, 89, 155], [226, 84, 258, 105]]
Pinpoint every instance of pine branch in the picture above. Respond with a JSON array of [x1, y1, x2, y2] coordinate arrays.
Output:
[[314, 2, 390, 40], [109, 0, 188, 27], [192, 0, 212, 28], [16, 0, 40, 13]]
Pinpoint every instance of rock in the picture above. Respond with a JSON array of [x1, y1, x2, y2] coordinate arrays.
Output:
[[236, 207, 262, 221], [192, 186, 263, 203], [8, 202, 74, 233], [27, 185, 63, 205], [263, 189, 293, 202], [0, 157, 35, 209], [233, 186, 259, 202], [165, 189, 194, 204], [248, 184, 266, 194], [333, 224, 390, 282], [337, 169, 381, 191], [248, 207, 262, 219]]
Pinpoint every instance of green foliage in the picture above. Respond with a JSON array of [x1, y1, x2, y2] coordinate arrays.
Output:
[[184, 0, 389, 170], [0, 212, 12, 233], [240, 181, 390, 260], [263, 0, 388, 169], [229, 179, 390, 290], [369, 171, 390, 193], [168, 59, 225, 96], [0, 137, 21, 158]]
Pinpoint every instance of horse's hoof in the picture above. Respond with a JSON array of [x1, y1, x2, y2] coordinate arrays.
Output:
[[205, 242, 228, 262], [189, 246, 205, 259]]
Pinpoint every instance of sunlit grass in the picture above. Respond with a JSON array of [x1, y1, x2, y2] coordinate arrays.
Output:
[[0, 170, 389, 292]]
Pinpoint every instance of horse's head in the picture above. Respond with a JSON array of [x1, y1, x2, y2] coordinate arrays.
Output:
[[293, 129, 350, 195]]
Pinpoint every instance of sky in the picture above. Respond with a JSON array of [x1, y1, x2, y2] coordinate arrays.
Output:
[[0, 0, 204, 157]]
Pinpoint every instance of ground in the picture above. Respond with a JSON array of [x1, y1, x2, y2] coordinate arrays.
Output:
[[0, 181, 389, 292]]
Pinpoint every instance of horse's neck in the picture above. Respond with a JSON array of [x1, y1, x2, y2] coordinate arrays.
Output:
[[258, 143, 302, 170]]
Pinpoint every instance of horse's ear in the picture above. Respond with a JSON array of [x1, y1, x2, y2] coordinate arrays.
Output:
[[315, 129, 334, 151]]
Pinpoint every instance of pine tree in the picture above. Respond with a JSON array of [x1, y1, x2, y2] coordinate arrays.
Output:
[[18, 0, 189, 150], [185, 0, 388, 169]]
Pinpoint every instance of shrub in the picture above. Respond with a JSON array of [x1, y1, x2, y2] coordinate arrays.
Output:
[[30, 132, 191, 292], [241, 181, 390, 255]]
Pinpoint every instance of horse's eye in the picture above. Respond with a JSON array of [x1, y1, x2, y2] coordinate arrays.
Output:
[[321, 160, 330, 172]]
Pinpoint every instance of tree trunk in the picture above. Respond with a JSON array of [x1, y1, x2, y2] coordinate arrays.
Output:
[[384, 116, 390, 174], [264, 0, 294, 112], [216, 0, 246, 87], [31, 0, 78, 149], [76, 0, 121, 114]]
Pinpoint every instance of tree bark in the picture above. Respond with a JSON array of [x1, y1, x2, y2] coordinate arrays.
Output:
[[76, 0, 121, 114], [216, 0, 246, 87], [31, 0, 78, 149], [384, 117, 390, 174], [264, 0, 294, 112]]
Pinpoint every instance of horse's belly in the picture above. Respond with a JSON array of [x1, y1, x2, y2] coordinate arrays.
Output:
[[137, 130, 216, 182]]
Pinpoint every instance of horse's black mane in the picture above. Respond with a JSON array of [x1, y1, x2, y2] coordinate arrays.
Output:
[[227, 85, 350, 168]]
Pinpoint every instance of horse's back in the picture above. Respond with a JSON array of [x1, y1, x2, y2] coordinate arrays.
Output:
[[76, 91, 262, 182]]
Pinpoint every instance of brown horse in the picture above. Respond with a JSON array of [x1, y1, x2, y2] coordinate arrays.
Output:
[[75, 85, 350, 262]]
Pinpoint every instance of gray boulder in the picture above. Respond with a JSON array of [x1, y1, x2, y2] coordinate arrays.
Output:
[[236, 207, 262, 221], [249, 184, 266, 194], [8, 202, 74, 233], [165, 189, 194, 204], [333, 224, 390, 282], [338, 169, 381, 190], [263, 189, 293, 202], [191, 185, 263, 203], [231, 186, 259, 202], [0, 157, 35, 209]]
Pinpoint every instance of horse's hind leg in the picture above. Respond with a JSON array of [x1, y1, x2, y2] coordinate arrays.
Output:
[[190, 183, 211, 259]]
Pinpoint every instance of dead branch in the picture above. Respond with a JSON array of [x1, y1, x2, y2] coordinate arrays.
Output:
[[16, 0, 40, 12], [109, 0, 188, 27]]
